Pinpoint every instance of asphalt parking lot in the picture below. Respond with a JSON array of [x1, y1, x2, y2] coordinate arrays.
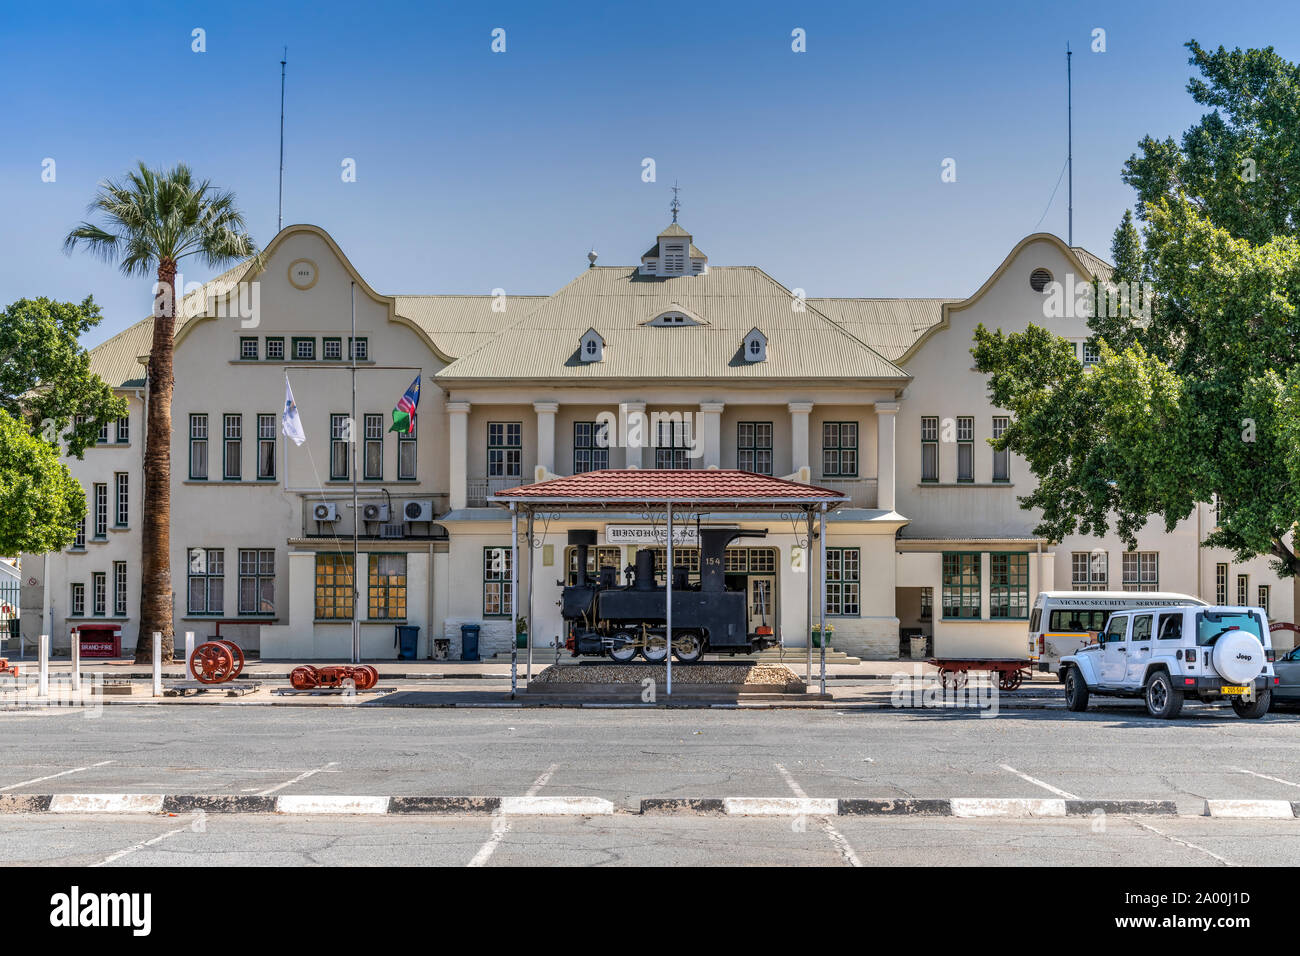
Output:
[[0, 703, 1297, 865]]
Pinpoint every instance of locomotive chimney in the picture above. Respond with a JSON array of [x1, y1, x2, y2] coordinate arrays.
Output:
[[567, 530, 598, 587]]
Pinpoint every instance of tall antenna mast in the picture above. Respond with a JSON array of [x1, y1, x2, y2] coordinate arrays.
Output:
[[278, 46, 287, 233], [670, 181, 681, 223], [1067, 43, 1073, 247]]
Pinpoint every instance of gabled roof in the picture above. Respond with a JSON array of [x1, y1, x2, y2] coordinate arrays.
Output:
[[435, 265, 909, 382], [807, 298, 953, 362], [393, 295, 549, 358], [657, 223, 692, 238], [492, 468, 847, 504]]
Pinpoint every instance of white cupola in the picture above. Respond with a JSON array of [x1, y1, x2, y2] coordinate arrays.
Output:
[[640, 222, 708, 277]]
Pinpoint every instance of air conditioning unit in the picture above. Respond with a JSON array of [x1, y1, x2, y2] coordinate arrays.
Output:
[[313, 502, 339, 522], [403, 500, 432, 523], [361, 502, 389, 523]]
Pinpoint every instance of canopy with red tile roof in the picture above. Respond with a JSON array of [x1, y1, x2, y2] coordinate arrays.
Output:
[[491, 469, 848, 508]]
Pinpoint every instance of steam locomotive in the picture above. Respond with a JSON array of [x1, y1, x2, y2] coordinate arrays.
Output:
[[559, 527, 777, 662]]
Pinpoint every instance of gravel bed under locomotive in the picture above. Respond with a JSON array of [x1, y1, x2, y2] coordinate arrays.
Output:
[[560, 527, 778, 662]]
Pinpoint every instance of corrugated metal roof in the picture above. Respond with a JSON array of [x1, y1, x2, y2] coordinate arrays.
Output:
[[494, 468, 846, 502], [393, 294, 549, 358], [1071, 246, 1115, 283], [436, 266, 909, 382], [807, 298, 952, 362], [87, 259, 253, 387]]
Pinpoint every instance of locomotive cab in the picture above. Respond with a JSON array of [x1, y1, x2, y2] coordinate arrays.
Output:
[[560, 526, 777, 663]]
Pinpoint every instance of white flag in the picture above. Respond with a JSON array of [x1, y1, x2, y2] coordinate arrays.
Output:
[[282, 377, 306, 446]]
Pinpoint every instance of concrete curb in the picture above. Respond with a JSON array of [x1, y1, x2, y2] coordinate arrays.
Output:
[[0, 794, 1235, 817]]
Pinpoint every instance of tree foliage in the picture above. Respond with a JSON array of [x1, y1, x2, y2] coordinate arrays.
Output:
[[974, 40, 1300, 575], [0, 409, 84, 557], [0, 296, 125, 458]]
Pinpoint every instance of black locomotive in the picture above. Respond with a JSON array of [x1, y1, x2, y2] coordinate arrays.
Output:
[[560, 527, 777, 663]]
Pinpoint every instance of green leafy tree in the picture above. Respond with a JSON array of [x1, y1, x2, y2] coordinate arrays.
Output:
[[0, 410, 85, 557], [973, 40, 1300, 589], [0, 296, 123, 556], [0, 296, 125, 456], [65, 163, 258, 660]]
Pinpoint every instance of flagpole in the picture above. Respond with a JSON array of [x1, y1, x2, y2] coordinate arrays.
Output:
[[350, 281, 360, 664]]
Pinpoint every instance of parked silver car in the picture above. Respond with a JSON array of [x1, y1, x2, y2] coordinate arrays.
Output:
[[1272, 645, 1300, 707]]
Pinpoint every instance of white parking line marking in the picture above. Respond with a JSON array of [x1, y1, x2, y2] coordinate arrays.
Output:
[[1131, 821, 1236, 867], [468, 764, 558, 868], [0, 760, 114, 792], [94, 823, 192, 867], [775, 763, 862, 867], [256, 761, 339, 796], [1232, 767, 1300, 789], [998, 764, 1080, 799]]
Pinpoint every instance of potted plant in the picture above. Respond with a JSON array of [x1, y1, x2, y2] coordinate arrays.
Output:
[[516, 615, 528, 649], [811, 623, 834, 648]]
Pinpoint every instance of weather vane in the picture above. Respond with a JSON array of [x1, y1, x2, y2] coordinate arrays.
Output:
[[670, 181, 681, 223]]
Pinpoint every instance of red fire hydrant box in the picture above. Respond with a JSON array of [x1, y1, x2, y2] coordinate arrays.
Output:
[[76, 624, 121, 658]]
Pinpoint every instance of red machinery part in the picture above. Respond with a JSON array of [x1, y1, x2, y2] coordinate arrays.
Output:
[[0, 658, 18, 678], [288, 663, 378, 690], [290, 665, 320, 690], [217, 640, 245, 679], [190, 642, 235, 684]]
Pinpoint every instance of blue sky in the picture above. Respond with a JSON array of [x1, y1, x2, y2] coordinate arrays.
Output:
[[2, 0, 1298, 347]]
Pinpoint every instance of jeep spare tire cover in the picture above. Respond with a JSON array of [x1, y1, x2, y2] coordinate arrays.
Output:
[[1211, 631, 1265, 684]]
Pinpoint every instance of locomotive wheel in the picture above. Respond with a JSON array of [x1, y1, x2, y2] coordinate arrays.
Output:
[[190, 642, 234, 684], [640, 633, 668, 663], [939, 667, 967, 690], [290, 665, 320, 690], [218, 640, 245, 679], [354, 665, 379, 690], [997, 668, 1024, 692], [671, 631, 704, 663], [608, 632, 638, 663]]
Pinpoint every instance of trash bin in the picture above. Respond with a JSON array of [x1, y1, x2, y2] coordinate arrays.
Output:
[[460, 623, 481, 662], [909, 635, 928, 660], [395, 625, 420, 661]]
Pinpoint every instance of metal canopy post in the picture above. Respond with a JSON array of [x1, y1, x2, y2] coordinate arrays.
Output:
[[819, 502, 827, 695], [526, 509, 535, 683], [510, 503, 518, 698], [806, 507, 814, 685], [665, 501, 673, 697]]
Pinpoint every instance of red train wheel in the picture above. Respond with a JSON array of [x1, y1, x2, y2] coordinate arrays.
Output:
[[191, 642, 234, 684], [354, 665, 378, 690], [290, 665, 320, 690], [998, 668, 1025, 692], [218, 641, 245, 679]]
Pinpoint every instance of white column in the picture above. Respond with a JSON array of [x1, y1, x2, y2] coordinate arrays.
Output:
[[875, 401, 899, 512], [534, 401, 558, 476], [789, 402, 813, 476], [447, 401, 471, 510], [699, 402, 723, 469], [623, 402, 646, 469]]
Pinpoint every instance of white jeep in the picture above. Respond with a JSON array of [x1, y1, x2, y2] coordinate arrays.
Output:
[[1060, 605, 1275, 719]]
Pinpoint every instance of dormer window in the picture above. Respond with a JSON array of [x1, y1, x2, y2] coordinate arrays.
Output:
[[647, 310, 704, 327], [579, 328, 604, 362], [743, 328, 767, 363]]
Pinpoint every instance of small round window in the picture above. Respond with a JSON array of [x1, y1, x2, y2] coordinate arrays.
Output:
[[1029, 268, 1053, 293]]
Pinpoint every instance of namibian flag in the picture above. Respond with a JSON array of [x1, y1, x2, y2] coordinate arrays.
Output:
[[389, 375, 421, 433]]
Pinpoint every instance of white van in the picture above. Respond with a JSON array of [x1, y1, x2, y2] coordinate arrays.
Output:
[[1029, 591, 1206, 675]]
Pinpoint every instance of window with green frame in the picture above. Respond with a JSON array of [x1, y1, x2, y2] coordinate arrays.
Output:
[[483, 546, 513, 616], [942, 552, 981, 619], [239, 337, 258, 360], [322, 337, 343, 360], [821, 422, 858, 477], [826, 548, 860, 615], [292, 337, 315, 361], [990, 553, 1029, 619], [266, 337, 285, 360]]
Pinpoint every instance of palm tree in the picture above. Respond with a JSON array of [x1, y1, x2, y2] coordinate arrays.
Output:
[[65, 163, 258, 662]]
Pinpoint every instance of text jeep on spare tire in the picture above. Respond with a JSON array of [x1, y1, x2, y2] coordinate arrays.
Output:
[[1058, 605, 1276, 720]]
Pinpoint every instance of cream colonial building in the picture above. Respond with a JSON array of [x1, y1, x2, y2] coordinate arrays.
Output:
[[21, 220, 1295, 660]]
